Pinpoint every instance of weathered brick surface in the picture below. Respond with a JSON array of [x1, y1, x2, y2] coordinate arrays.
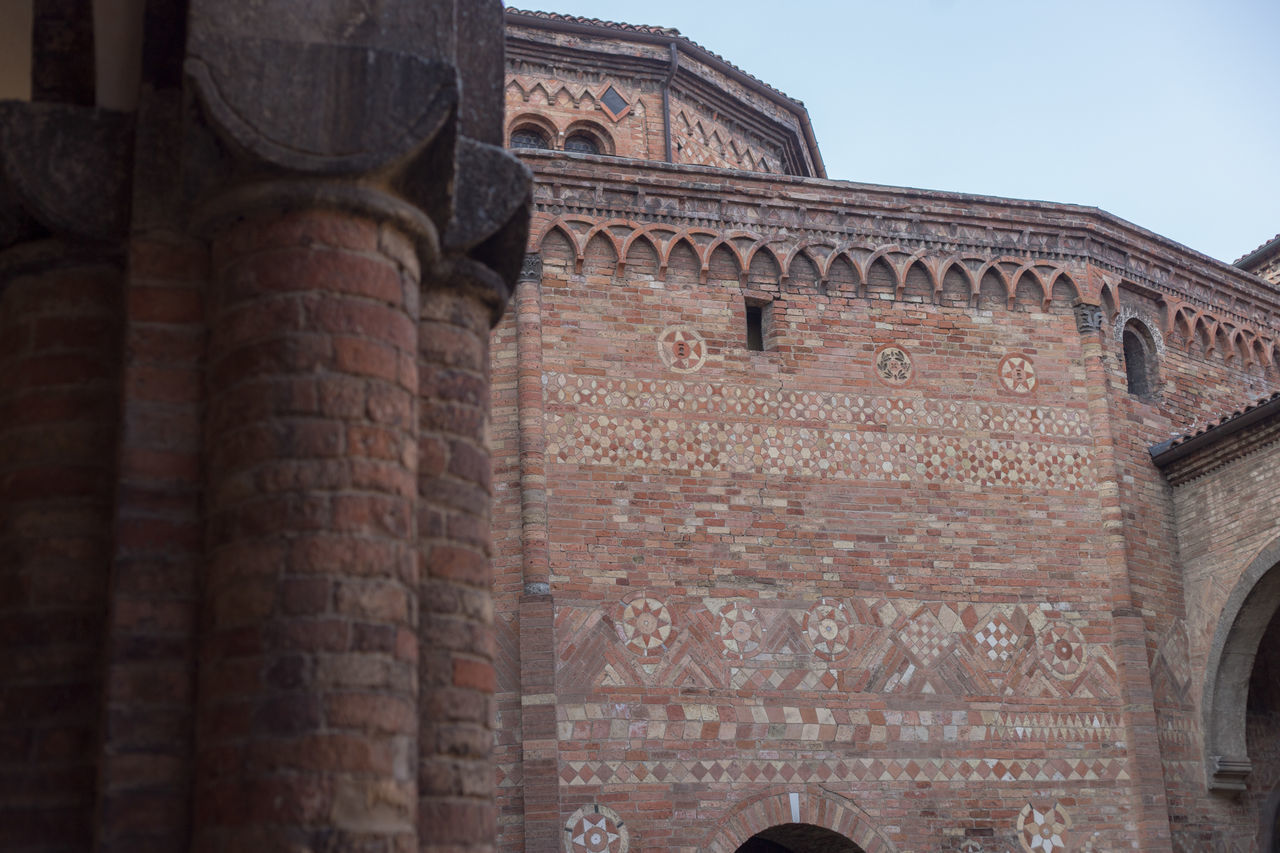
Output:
[[193, 211, 420, 853], [0, 259, 122, 852]]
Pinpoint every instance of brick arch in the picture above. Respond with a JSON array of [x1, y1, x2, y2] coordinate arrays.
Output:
[[1045, 268, 1082, 309], [1011, 265, 1047, 311], [700, 787, 898, 853], [782, 241, 836, 282], [506, 111, 557, 148], [1203, 535, 1280, 791]]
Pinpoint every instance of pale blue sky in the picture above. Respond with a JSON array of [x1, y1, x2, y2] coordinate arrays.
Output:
[[516, 0, 1280, 264]]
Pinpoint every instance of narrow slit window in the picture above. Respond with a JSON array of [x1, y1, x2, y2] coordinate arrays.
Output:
[[1123, 326, 1154, 399], [745, 304, 764, 351]]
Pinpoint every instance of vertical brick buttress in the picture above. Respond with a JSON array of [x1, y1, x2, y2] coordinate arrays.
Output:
[[513, 260, 560, 849], [1078, 306, 1173, 849]]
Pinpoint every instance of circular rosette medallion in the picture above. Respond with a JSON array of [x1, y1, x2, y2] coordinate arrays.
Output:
[[1038, 621, 1087, 679], [803, 598, 853, 661], [657, 325, 707, 373], [1016, 801, 1071, 853], [619, 596, 675, 656], [565, 805, 628, 853], [998, 353, 1038, 393], [874, 345, 913, 386], [717, 602, 763, 660]]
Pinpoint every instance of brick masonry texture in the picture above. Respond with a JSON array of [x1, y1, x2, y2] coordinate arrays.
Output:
[[1, 5, 1277, 853], [493, 12, 1280, 853], [0, 2, 529, 850]]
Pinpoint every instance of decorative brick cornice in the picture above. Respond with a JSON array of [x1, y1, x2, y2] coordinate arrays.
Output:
[[524, 155, 1280, 339]]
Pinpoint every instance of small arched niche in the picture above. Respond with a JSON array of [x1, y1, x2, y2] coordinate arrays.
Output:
[[1121, 319, 1159, 400], [734, 824, 866, 853]]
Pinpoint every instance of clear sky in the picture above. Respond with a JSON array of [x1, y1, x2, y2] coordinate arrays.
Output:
[[515, 0, 1279, 264]]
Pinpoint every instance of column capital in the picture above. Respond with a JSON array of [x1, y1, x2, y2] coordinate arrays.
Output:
[[1072, 300, 1105, 335], [519, 254, 544, 283], [0, 102, 134, 253], [182, 0, 530, 319]]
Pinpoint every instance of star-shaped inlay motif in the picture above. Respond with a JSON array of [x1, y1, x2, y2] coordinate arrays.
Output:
[[999, 354, 1038, 393], [658, 325, 707, 373]]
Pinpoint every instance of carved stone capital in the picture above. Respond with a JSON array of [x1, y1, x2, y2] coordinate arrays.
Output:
[[182, 0, 530, 310], [1208, 755, 1252, 793], [519, 254, 544, 283], [1073, 300, 1104, 334], [0, 102, 134, 251]]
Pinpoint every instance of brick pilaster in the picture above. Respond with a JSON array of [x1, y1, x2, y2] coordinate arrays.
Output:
[[1075, 299, 1174, 850], [512, 256, 559, 849]]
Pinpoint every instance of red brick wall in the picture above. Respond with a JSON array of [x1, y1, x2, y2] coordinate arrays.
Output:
[[491, 152, 1280, 851], [1163, 435, 1280, 850]]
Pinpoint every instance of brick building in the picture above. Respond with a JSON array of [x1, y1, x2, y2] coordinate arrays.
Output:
[[0, 4, 1277, 853], [493, 10, 1280, 853]]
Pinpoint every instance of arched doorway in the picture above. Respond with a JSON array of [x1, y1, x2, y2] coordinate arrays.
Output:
[[734, 823, 865, 852], [1246, 606, 1280, 851], [700, 788, 897, 853], [1203, 546, 1280, 792]]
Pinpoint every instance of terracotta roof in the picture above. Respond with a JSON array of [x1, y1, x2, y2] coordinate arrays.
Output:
[[1233, 232, 1280, 268], [1150, 388, 1280, 460], [505, 8, 802, 106]]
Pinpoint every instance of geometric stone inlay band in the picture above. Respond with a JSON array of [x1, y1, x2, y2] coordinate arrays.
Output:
[[545, 372, 1090, 437], [545, 756, 1130, 788], [548, 414, 1094, 491]]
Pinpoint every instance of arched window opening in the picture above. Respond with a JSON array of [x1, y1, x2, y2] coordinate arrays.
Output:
[[564, 131, 602, 155], [734, 823, 865, 853], [1122, 322, 1157, 399], [510, 125, 550, 150]]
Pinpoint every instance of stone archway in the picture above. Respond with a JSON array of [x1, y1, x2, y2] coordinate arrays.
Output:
[[1203, 537, 1280, 791], [701, 788, 897, 853]]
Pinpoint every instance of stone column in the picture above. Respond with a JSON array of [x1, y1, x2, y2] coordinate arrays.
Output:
[[512, 255, 560, 850], [1073, 298, 1174, 850], [0, 103, 131, 853]]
